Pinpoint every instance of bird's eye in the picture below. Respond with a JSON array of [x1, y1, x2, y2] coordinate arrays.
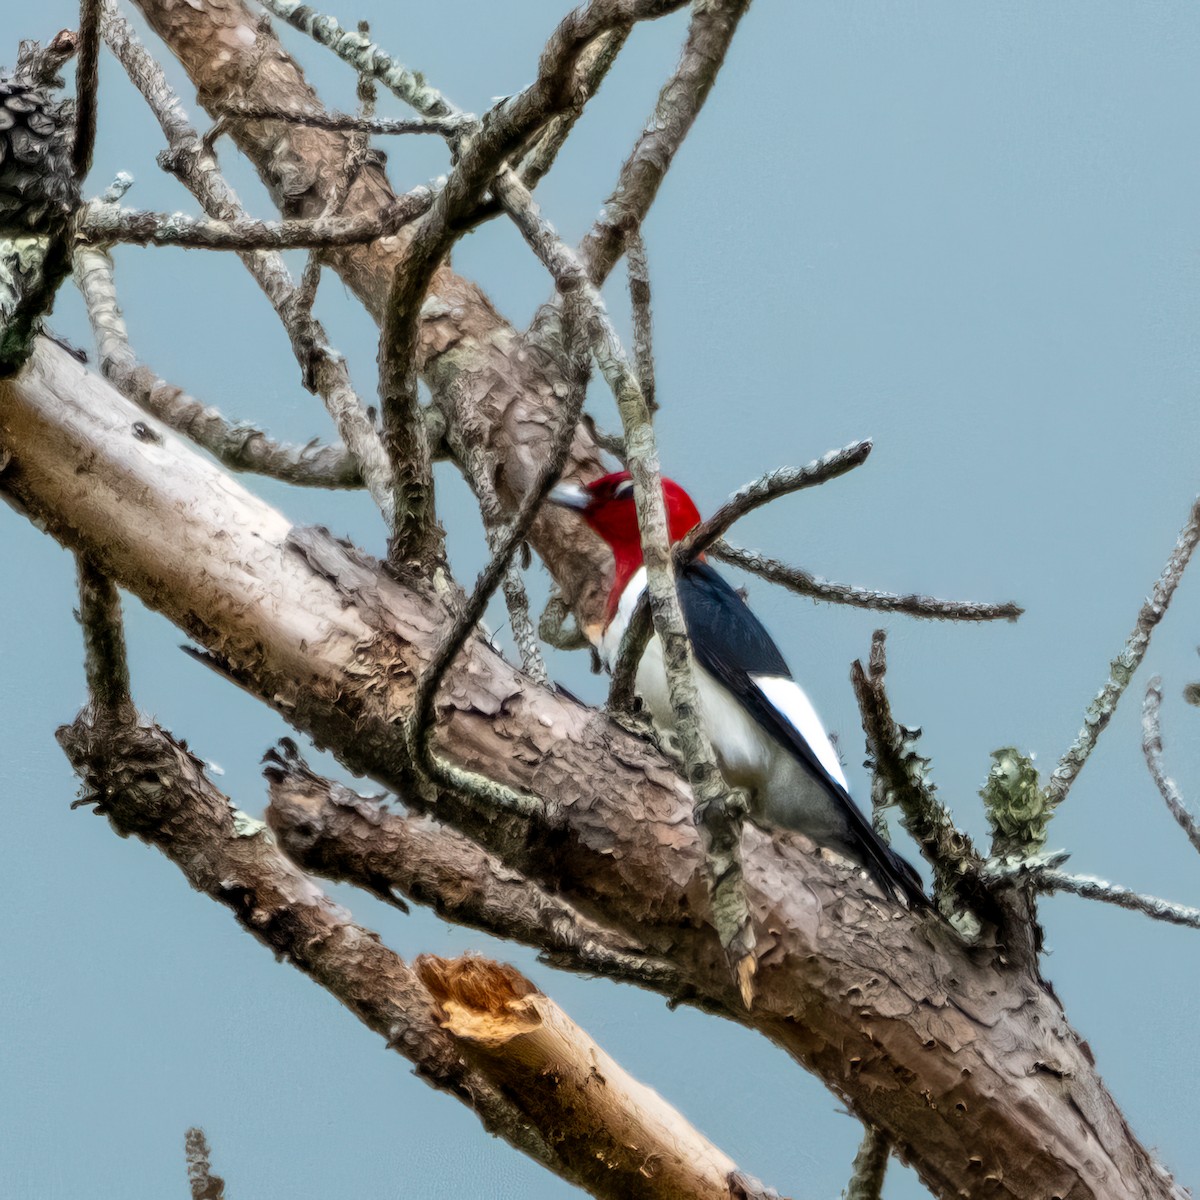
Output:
[[614, 480, 634, 500]]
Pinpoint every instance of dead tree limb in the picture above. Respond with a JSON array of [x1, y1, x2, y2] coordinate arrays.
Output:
[[0, 340, 1182, 1200]]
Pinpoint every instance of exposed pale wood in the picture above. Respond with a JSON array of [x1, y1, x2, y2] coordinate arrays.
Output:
[[417, 955, 752, 1200]]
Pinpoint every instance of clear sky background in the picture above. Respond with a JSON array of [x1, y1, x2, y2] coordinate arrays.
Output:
[[2, 2, 1199, 1197]]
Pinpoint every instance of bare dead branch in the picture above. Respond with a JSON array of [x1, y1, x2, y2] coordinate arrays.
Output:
[[73, 0, 102, 180], [1046, 493, 1200, 809], [626, 229, 656, 412], [851, 630, 984, 920], [1142, 677, 1200, 856], [184, 1128, 225, 1200], [16, 29, 80, 89], [257, 0, 460, 118], [457, 436, 549, 683], [676, 441, 874, 563], [359, 0, 685, 564], [73, 244, 364, 486], [486, 166, 757, 999], [713, 542, 1024, 622], [844, 1125, 890, 1200], [262, 741, 682, 993], [75, 191, 432, 250], [56, 709, 572, 1180], [75, 554, 131, 714], [517, 28, 629, 190], [101, 0, 395, 525], [217, 100, 466, 138], [579, 0, 751, 286], [6, 342, 1185, 1199], [984, 860, 1200, 931], [417, 956, 774, 1200]]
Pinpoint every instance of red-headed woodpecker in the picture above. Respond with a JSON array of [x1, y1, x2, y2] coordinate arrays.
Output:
[[549, 471, 926, 907]]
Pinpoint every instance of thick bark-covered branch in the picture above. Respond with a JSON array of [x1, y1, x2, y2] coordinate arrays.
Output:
[[55, 705, 564, 1181], [55, 696, 774, 1199], [263, 742, 682, 991], [0, 340, 1182, 1200]]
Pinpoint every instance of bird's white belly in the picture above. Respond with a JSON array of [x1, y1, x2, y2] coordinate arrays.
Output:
[[633, 634, 773, 788]]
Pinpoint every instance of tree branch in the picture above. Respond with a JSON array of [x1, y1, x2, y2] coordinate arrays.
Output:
[[75, 192, 432, 250], [73, 243, 364, 487], [843, 1125, 889, 1200], [984, 859, 1200, 931], [217, 100, 467, 138], [262, 741, 684, 994], [675, 441, 874, 564], [578, 0, 751, 286], [75, 554, 132, 714], [1141, 676, 1200, 856], [102, 0, 396, 525], [490, 165, 758, 1001], [416, 955, 771, 1200], [712, 541, 1024, 622], [626, 228, 656, 411], [1046, 493, 1200, 809], [184, 1128, 225, 1200], [3, 340, 1184, 1200], [55, 707, 568, 1183], [851, 630, 985, 922], [73, 0, 102, 180]]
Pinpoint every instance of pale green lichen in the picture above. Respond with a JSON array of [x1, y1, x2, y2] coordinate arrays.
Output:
[[980, 747, 1048, 859]]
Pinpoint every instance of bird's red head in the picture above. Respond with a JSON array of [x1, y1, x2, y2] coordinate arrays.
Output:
[[548, 471, 702, 615]]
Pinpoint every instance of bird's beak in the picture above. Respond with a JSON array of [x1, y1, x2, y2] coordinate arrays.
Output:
[[547, 481, 591, 511]]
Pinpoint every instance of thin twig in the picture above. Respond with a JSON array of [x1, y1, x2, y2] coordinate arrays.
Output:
[[217, 100, 466, 138], [488, 166, 757, 1000], [75, 192, 432, 250], [1142, 677, 1200, 856], [457, 438, 548, 684], [1046, 493, 1200, 809], [609, 442, 881, 713], [676, 442, 874, 564], [579, 0, 751, 287], [75, 555, 132, 713], [843, 1125, 890, 1200], [257, 0, 460, 118], [73, 0, 102, 180], [983, 861, 1200, 931], [851, 631, 984, 918], [713, 542, 1024, 622], [626, 230, 656, 412], [184, 1128, 225, 1200], [73, 245, 363, 487], [102, 0, 395, 525]]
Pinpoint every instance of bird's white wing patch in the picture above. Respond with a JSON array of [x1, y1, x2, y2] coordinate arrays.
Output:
[[598, 566, 648, 668], [751, 674, 849, 790]]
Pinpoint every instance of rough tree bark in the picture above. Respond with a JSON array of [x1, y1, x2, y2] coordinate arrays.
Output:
[[0, 341, 1182, 1200], [0, 1, 1192, 1197]]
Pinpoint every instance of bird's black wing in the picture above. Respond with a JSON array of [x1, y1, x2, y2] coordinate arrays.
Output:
[[677, 561, 927, 907]]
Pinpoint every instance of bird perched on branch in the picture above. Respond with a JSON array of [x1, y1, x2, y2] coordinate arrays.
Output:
[[549, 471, 926, 908]]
